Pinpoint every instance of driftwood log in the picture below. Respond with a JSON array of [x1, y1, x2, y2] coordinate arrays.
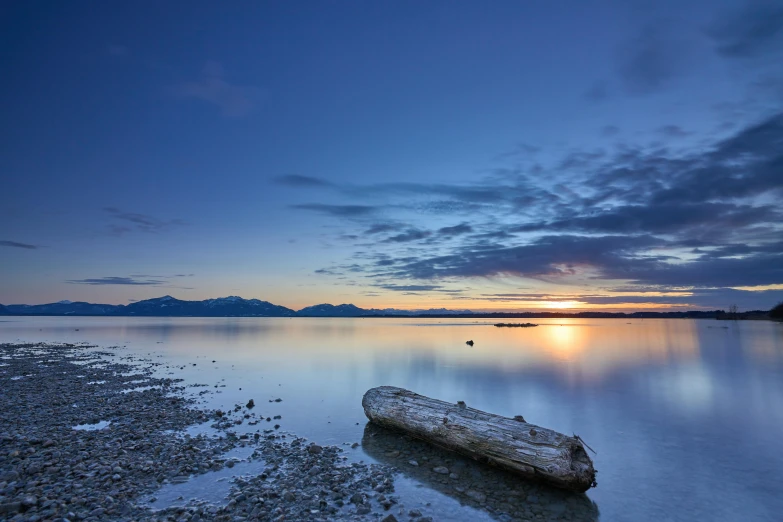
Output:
[[362, 386, 597, 492]]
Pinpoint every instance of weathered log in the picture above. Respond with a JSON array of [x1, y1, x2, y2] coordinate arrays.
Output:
[[361, 424, 599, 519], [362, 386, 597, 492]]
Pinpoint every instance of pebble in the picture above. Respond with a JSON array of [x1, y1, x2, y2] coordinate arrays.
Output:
[[0, 343, 397, 522], [1, 341, 599, 522]]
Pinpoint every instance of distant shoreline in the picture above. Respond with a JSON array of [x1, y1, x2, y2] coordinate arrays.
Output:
[[2, 295, 776, 321], [0, 311, 776, 320]]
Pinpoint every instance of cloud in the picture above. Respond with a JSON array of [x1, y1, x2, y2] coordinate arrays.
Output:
[[601, 125, 620, 137], [466, 288, 783, 310], [104, 207, 186, 235], [314, 268, 342, 276], [584, 81, 610, 102], [173, 61, 260, 117], [274, 175, 333, 187], [438, 223, 473, 236], [129, 273, 195, 278], [707, 2, 783, 59], [364, 223, 402, 235], [66, 276, 165, 286], [514, 202, 781, 236], [0, 240, 37, 250], [285, 111, 783, 304], [382, 229, 431, 243], [658, 125, 690, 138], [377, 284, 444, 292], [386, 234, 665, 280], [291, 203, 377, 217], [617, 22, 693, 94]]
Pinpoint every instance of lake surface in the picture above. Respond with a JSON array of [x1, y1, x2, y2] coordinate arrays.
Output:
[[2, 316, 782, 521]]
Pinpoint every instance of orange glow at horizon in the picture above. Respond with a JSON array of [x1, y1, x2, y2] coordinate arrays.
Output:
[[543, 300, 582, 310]]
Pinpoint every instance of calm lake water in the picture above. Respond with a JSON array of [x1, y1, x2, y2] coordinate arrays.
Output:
[[2, 316, 783, 521]]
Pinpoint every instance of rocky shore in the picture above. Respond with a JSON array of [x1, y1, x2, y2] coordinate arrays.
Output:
[[0, 343, 396, 521]]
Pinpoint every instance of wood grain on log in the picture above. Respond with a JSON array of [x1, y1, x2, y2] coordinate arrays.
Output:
[[362, 386, 597, 492]]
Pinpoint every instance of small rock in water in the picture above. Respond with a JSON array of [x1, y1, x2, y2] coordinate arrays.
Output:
[[466, 340, 474, 346], [381, 515, 399, 522], [307, 444, 323, 454], [246, 399, 255, 408], [408, 460, 419, 467], [432, 466, 449, 474]]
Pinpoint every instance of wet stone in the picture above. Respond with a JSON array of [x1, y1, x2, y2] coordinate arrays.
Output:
[[0, 342, 396, 522]]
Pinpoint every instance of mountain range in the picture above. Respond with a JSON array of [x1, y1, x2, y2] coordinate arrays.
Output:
[[0, 295, 771, 319], [0, 295, 474, 317]]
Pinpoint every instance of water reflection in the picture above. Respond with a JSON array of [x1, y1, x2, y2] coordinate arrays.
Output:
[[2, 317, 783, 521], [362, 424, 599, 521]]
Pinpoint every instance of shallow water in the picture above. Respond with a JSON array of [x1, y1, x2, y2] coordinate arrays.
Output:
[[72, 420, 111, 431], [2, 316, 783, 521]]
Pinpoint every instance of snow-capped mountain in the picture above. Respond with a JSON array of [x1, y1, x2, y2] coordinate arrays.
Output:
[[0, 296, 474, 317], [123, 296, 296, 316]]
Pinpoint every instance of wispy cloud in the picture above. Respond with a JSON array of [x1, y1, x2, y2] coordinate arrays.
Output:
[[365, 223, 403, 235], [378, 284, 443, 292], [584, 81, 610, 102], [291, 203, 378, 217], [382, 229, 431, 243], [66, 276, 165, 286], [173, 61, 260, 117], [289, 110, 783, 305], [438, 223, 473, 236], [657, 125, 690, 138], [0, 240, 38, 250], [707, 2, 783, 59], [104, 207, 186, 235], [66, 273, 196, 289], [616, 21, 695, 95], [274, 175, 334, 187]]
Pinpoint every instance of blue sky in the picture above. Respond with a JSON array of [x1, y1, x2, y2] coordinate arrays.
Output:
[[1, 0, 782, 311]]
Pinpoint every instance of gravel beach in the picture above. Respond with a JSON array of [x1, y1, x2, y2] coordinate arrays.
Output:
[[0, 343, 396, 521], [1, 341, 600, 522]]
